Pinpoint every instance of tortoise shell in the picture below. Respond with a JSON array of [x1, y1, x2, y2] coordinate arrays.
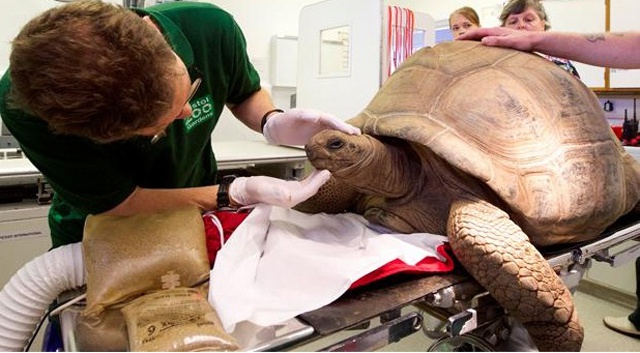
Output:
[[345, 40, 640, 244]]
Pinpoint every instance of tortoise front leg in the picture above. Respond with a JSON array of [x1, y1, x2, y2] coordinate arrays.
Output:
[[447, 198, 584, 352]]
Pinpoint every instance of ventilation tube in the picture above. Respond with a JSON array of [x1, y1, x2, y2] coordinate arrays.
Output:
[[0, 242, 85, 351]]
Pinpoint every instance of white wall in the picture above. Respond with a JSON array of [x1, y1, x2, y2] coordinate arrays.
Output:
[[0, 0, 127, 73], [204, 0, 319, 141], [0, 0, 60, 73], [205, 0, 318, 84], [414, 0, 504, 28]]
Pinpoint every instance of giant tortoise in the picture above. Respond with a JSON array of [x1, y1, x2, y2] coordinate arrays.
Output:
[[298, 40, 640, 351]]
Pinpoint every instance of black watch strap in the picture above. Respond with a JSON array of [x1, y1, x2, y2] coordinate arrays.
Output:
[[217, 175, 237, 210]]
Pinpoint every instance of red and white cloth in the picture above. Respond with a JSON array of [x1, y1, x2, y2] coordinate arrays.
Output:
[[387, 6, 415, 78], [203, 210, 250, 267], [206, 205, 454, 333]]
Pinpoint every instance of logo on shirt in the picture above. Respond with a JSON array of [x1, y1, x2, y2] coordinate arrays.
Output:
[[184, 95, 214, 132]]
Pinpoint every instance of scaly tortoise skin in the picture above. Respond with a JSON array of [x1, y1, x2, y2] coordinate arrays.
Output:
[[298, 41, 640, 351]]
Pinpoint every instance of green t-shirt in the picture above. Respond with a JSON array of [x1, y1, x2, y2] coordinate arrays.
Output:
[[0, 2, 261, 248]]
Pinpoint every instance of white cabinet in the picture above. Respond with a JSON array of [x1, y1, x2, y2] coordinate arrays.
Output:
[[297, 0, 435, 120], [0, 203, 51, 290], [270, 35, 298, 88]]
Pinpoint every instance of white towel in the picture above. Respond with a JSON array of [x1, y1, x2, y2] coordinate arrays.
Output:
[[208, 204, 449, 333]]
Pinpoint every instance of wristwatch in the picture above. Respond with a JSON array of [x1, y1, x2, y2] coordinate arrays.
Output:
[[217, 175, 237, 210]]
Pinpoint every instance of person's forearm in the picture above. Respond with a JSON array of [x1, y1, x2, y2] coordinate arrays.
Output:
[[460, 28, 640, 69], [228, 88, 278, 132], [534, 31, 640, 69], [102, 185, 219, 216]]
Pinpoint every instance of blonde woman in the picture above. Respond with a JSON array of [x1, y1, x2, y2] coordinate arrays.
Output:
[[449, 6, 481, 39]]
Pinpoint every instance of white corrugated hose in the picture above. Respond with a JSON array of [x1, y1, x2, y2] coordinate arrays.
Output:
[[0, 242, 85, 351]]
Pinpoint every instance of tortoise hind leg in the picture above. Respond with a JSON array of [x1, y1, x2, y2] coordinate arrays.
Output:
[[294, 175, 362, 214], [447, 198, 584, 352]]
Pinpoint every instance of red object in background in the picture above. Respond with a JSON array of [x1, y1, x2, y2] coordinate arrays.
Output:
[[611, 125, 623, 140], [624, 137, 640, 147]]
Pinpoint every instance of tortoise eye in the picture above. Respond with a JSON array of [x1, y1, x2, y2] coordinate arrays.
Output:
[[327, 138, 344, 150]]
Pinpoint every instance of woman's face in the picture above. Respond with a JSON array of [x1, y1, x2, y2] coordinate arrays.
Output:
[[503, 7, 545, 31], [449, 13, 479, 38]]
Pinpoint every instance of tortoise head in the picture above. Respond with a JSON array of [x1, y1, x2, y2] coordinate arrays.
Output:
[[305, 130, 376, 173]]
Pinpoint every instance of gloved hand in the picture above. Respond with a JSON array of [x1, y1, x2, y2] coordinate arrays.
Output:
[[263, 108, 361, 146], [229, 169, 331, 208]]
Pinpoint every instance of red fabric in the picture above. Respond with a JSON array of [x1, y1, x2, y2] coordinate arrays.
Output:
[[349, 243, 455, 290], [203, 210, 250, 267], [203, 211, 455, 285]]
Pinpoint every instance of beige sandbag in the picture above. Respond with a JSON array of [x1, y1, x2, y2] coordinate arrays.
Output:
[[82, 206, 210, 319], [122, 287, 238, 352]]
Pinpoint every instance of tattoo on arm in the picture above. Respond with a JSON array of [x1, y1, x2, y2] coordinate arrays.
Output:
[[585, 33, 606, 43]]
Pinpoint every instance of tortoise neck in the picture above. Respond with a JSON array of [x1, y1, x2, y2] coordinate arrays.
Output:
[[334, 136, 420, 198]]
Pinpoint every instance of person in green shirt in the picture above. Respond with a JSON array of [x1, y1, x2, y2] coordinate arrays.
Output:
[[0, 0, 360, 249], [458, 26, 640, 339]]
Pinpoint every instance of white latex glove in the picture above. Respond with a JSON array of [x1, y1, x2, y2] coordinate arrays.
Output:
[[229, 169, 331, 208], [263, 108, 361, 146]]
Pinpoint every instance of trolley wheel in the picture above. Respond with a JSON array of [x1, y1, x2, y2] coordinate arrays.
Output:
[[427, 334, 495, 352]]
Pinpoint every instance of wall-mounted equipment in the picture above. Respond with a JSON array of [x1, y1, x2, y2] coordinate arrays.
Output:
[[297, 0, 435, 120]]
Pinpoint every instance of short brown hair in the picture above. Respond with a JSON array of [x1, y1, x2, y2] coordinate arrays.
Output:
[[9, 0, 178, 143], [500, 0, 551, 31], [449, 6, 481, 29]]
